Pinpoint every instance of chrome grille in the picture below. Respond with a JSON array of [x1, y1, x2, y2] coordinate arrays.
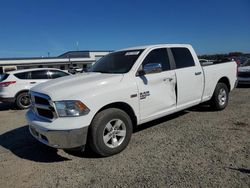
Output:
[[30, 91, 57, 121]]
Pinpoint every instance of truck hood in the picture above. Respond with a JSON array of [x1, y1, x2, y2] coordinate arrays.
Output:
[[31, 72, 124, 100], [238, 66, 250, 72]]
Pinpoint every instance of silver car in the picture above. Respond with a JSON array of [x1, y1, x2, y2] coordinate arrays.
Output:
[[238, 59, 250, 85]]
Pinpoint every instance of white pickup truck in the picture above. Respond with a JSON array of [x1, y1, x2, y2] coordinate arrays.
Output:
[[26, 44, 237, 156]]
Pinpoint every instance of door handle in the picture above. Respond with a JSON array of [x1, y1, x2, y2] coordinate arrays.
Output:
[[195, 72, 202, 76], [30, 82, 36, 84], [163, 78, 173, 82]]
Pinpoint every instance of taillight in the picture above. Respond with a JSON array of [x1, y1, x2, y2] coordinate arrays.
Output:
[[236, 60, 241, 66], [0, 81, 16, 87]]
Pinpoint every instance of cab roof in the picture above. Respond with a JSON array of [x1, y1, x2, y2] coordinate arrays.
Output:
[[118, 44, 192, 51]]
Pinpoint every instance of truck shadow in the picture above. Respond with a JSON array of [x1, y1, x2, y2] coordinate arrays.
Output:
[[134, 103, 219, 133], [0, 102, 17, 111], [0, 105, 218, 161], [187, 104, 215, 112], [134, 110, 188, 133], [72, 106, 212, 158], [65, 111, 190, 159], [237, 84, 250, 88], [228, 167, 250, 174], [0, 125, 71, 162], [63, 146, 102, 159]]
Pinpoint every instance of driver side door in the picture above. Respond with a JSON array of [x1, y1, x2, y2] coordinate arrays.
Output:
[[135, 48, 177, 122]]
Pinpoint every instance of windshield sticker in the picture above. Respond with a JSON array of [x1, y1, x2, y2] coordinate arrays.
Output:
[[125, 51, 140, 56]]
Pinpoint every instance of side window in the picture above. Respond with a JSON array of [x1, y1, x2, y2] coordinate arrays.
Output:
[[30, 70, 49, 79], [14, 72, 30, 79], [142, 48, 170, 71], [171, 48, 195, 69], [49, 70, 69, 79]]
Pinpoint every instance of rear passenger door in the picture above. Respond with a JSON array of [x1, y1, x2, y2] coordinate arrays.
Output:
[[170, 48, 204, 108], [14, 71, 32, 90], [30, 70, 50, 86]]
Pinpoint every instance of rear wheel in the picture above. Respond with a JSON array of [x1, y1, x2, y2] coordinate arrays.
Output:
[[16, 92, 31, 109], [89, 108, 133, 157], [210, 83, 229, 110]]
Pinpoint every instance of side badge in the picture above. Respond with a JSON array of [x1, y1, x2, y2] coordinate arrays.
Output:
[[140, 91, 150, 100]]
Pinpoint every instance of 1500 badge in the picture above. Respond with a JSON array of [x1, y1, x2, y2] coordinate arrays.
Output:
[[140, 91, 150, 99]]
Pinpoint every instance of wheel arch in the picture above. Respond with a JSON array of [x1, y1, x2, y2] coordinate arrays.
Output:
[[94, 102, 138, 130], [15, 89, 30, 99], [217, 77, 231, 92]]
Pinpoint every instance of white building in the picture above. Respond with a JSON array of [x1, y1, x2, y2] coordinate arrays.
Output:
[[0, 51, 111, 73]]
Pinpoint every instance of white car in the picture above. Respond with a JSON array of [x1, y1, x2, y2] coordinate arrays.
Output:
[[26, 44, 237, 156], [238, 59, 250, 84], [0, 68, 70, 109]]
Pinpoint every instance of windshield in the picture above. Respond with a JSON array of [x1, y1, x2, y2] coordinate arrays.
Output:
[[89, 50, 144, 74], [242, 59, 250, 67]]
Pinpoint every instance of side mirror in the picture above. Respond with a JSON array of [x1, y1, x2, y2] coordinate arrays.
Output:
[[144, 63, 162, 74], [136, 63, 162, 76], [137, 69, 145, 76]]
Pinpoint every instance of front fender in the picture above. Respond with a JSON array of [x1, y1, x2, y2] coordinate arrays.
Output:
[[78, 81, 140, 126]]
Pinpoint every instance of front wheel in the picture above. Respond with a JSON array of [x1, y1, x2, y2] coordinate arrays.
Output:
[[89, 108, 133, 157], [15, 92, 31, 109], [210, 83, 229, 110]]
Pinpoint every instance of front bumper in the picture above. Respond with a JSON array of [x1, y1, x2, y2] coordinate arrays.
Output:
[[26, 110, 89, 149]]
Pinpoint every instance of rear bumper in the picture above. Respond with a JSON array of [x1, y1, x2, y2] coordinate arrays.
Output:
[[0, 97, 15, 103], [237, 77, 250, 85]]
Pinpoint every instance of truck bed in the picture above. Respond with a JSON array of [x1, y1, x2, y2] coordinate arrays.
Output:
[[201, 61, 237, 102], [201, 60, 233, 66]]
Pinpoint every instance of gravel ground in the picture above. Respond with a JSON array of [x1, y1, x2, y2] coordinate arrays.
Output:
[[0, 87, 249, 188]]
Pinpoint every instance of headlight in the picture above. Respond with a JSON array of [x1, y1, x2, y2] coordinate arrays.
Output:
[[55, 100, 90, 117]]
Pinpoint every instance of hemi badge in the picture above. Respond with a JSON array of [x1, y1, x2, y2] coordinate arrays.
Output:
[[130, 94, 137, 98]]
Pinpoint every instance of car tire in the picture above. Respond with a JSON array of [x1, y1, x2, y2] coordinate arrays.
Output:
[[15, 92, 31, 109], [89, 108, 133, 157], [210, 83, 229, 110]]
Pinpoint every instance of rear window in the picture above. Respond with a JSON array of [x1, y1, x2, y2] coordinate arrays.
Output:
[[171, 48, 195, 69], [0, 74, 9, 82], [14, 72, 30, 79], [49, 70, 69, 79], [30, 70, 49, 79]]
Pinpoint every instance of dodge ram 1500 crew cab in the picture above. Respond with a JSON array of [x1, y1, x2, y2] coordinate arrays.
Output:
[[26, 44, 237, 156]]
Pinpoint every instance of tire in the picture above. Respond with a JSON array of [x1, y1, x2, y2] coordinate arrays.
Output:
[[210, 83, 229, 110], [89, 108, 133, 157], [15, 92, 31, 109]]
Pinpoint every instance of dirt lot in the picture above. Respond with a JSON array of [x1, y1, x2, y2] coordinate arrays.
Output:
[[0, 87, 249, 188]]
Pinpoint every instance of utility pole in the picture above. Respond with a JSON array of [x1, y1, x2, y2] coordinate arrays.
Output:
[[76, 41, 79, 51]]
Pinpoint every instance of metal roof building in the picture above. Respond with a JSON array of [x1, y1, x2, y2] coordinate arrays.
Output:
[[0, 50, 111, 73]]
